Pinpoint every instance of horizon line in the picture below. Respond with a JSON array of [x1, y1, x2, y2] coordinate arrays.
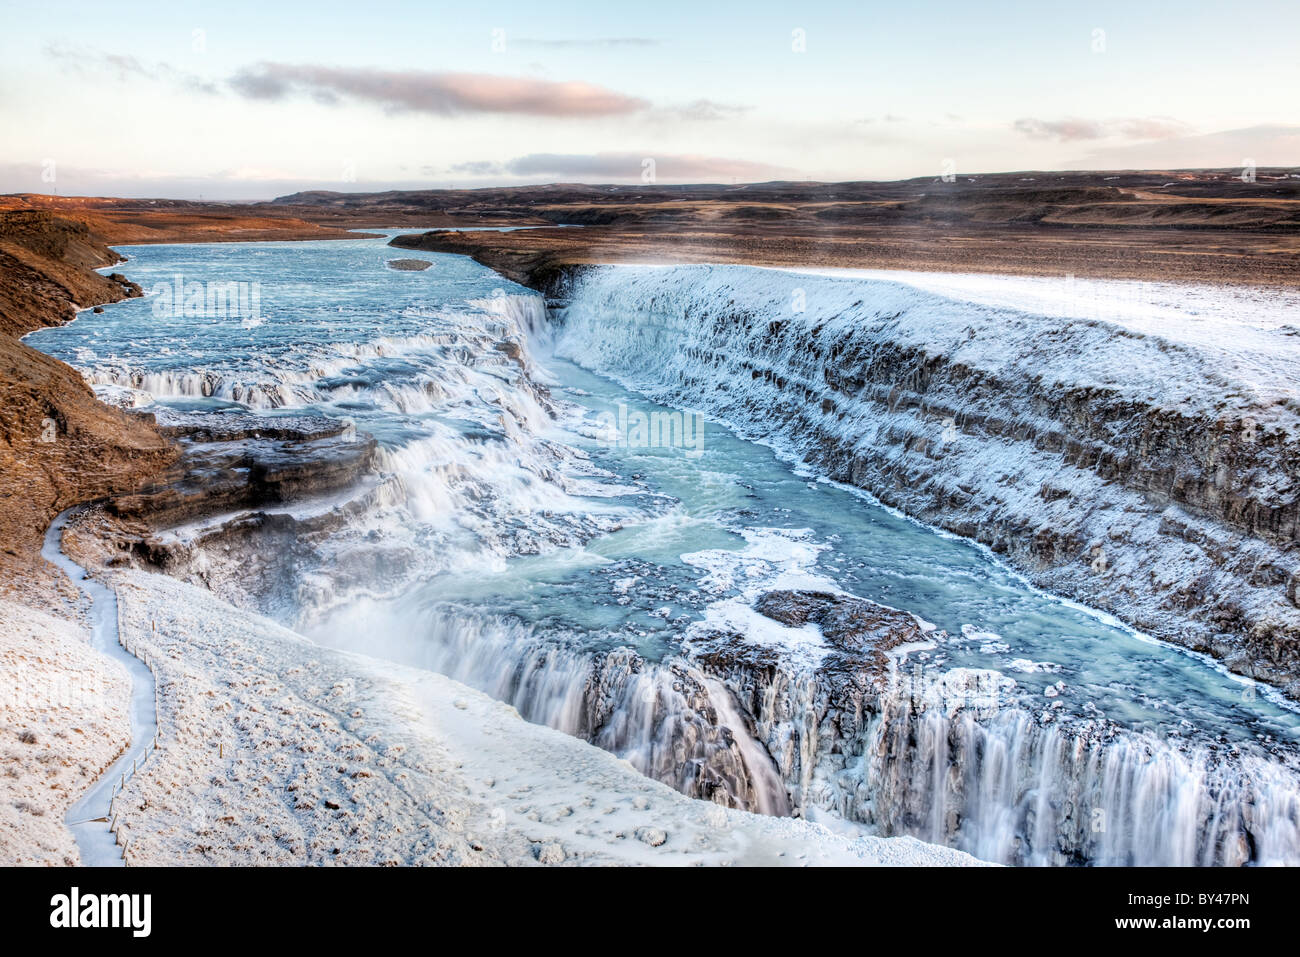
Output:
[[5, 164, 1300, 205]]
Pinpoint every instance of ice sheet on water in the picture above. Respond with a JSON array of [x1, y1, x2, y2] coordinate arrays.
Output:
[[681, 527, 831, 596], [677, 526, 873, 668]]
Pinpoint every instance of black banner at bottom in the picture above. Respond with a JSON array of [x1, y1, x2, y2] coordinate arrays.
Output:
[[0, 865, 1281, 943]]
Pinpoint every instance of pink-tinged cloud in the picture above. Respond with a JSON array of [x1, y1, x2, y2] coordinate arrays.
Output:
[[44, 43, 218, 94], [228, 63, 649, 117], [1067, 124, 1300, 170], [1112, 117, 1194, 140], [1013, 117, 1108, 141], [1014, 116, 1192, 142], [450, 152, 800, 182]]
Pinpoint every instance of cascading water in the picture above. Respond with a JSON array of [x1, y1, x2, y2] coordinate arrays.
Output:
[[26, 234, 1300, 865], [363, 600, 792, 816], [729, 660, 1300, 866]]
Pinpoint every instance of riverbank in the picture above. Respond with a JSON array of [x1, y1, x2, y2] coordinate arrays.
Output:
[[0, 195, 374, 245], [10, 509, 988, 865], [12, 169, 1300, 283], [0, 210, 177, 607], [380, 171, 1300, 288], [384, 243, 1300, 698]]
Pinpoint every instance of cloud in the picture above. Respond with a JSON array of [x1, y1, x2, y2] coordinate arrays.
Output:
[[1066, 124, 1300, 170], [447, 160, 502, 176], [46, 43, 148, 80], [226, 63, 648, 116], [99, 52, 151, 81], [668, 99, 750, 122], [44, 43, 218, 95], [0, 161, 322, 200], [0, 147, 800, 198], [1013, 117, 1107, 141], [1112, 117, 1194, 140], [449, 152, 799, 182], [513, 37, 661, 49], [1014, 116, 1192, 142]]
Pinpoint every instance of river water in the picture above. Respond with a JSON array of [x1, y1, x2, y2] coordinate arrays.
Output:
[[26, 232, 1300, 865]]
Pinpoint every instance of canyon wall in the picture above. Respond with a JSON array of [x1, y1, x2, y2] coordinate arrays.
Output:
[[543, 264, 1300, 696], [0, 210, 176, 604]]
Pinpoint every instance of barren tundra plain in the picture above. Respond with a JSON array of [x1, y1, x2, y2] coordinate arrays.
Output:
[[3, 168, 1300, 867]]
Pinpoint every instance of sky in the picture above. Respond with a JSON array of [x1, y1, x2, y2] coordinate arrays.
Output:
[[1, 0, 1297, 199]]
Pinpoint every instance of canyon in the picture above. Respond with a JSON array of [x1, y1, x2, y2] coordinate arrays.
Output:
[[4, 170, 1300, 866]]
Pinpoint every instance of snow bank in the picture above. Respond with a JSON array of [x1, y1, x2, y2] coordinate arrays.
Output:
[[0, 599, 129, 865]]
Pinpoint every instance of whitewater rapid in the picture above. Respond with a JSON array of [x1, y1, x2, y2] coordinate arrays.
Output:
[[26, 237, 1300, 865]]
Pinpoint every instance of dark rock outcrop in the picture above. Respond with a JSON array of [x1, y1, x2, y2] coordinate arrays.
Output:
[[386, 258, 432, 271], [690, 590, 925, 791], [110, 410, 376, 531], [754, 589, 922, 659]]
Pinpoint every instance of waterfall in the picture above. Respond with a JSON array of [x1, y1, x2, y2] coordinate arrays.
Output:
[[310, 599, 791, 815], [848, 672, 1300, 866], [172, 274, 1300, 866], [58, 240, 1300, 867], [311, 591, 1300, 865]]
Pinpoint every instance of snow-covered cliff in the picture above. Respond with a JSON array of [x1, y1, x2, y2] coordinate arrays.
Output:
[[551, 264, 1300, 695]]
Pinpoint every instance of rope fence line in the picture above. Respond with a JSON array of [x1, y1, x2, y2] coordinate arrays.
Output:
[[105, 596, 166, 863]]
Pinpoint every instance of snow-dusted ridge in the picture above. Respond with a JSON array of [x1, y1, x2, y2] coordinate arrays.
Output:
[[549, 263, 1300, 693]]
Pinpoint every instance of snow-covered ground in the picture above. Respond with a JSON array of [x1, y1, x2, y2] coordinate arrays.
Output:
[[0, 599, 129, 865], [42, 510, 159, 866], [104, 569, 985, 866], [584, 262, 1300, 431], [775, 266, 1300, 416]]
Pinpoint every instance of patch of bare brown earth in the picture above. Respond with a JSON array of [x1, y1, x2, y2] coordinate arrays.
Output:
[[0, 209, 177, 607], [0, 195, 374, 244], [359, 168, 1300, 287]]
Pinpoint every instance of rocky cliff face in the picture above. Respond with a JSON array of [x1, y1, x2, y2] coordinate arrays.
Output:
[[0, 211, 177, 605], [76, 409, 380, 617], [545, 264, 1300, 697], [686, 588, 1298, 865]]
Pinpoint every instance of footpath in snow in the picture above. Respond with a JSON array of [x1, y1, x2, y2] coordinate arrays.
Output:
[[41, 509, 159, 866]]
